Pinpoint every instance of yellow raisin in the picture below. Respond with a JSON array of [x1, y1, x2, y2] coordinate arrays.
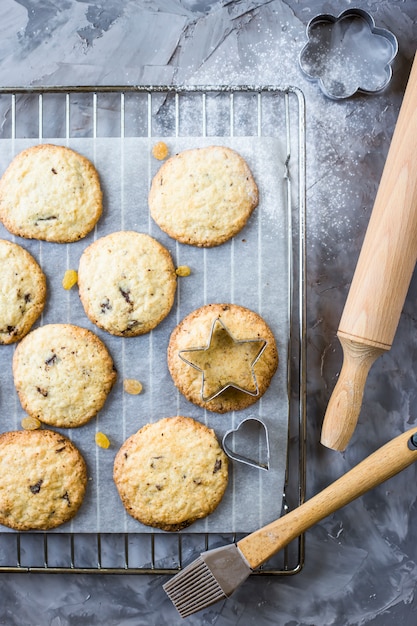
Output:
[[175, 265, 191, 277], [123, 378, 143, 395], [62, 269, 78, 290], [152, 141, 169, 160], [95, 432, 110, 449], [21, 416, 41, 431]]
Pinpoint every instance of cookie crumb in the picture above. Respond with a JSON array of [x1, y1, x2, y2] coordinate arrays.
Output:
[[21, 416, 41, 431], [123, 378, 143, 395], [152, 141, 169, 160], [95, 432, 110, 449], [175, 265, 191, 277], [62, 269, 78, 290]]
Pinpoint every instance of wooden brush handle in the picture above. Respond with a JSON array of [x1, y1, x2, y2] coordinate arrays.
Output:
[[321, 54, 417, 451], [238, 428, 417, 569]]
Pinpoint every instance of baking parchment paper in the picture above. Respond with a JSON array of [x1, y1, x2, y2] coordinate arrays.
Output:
[[0, 135, 290, 534]]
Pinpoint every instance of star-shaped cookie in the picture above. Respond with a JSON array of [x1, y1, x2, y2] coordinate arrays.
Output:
[[178, 317, 267, 401], [168, 303, 279, 414]]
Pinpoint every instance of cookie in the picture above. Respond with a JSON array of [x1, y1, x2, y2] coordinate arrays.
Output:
[[113, 416, 228, 531], [12, 323, 117, 428], [77, 231, 177, 337], [149, 145, 258, 247], [0, 239, 46, 344], [0, 429, 87, 531], [0, 144, 102, 242], [168, 303, 278, 413]]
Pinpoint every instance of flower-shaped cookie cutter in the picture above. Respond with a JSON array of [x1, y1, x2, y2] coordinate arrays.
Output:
[[178, 317, 268, 402], [299, 8, 398, 99]]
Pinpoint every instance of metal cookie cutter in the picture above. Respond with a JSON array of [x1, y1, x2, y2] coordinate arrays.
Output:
[[299, 8, 398, 99], [178, 317, 268, 402], [222, 417, 270, 471]]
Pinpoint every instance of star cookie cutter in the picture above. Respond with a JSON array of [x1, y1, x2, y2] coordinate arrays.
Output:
[[222, 417, 270, 471], [299, 8, 398, 100], [178, 317, 268, 402]]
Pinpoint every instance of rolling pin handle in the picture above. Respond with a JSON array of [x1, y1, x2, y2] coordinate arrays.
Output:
[[320, 335, 385, 451]]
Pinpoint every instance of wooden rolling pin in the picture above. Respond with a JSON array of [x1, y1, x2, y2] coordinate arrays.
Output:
[[321, 53, 417, 451]]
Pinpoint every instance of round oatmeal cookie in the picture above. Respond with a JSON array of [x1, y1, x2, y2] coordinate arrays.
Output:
[[0, 239, 46, 344], [149, 145, 258, 247], [0, 143, 102, 242], [168, 303, 278, 413], [113, 416, 228, 531], [12, 323, 117, 428], [0, 429, 87, 531], [77, 231, 177, 337]]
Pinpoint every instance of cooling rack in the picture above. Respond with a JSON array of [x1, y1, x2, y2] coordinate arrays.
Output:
[[0, 85, 306, 575]]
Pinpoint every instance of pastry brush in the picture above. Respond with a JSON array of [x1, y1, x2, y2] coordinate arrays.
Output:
[[164, 427, 417, 617]]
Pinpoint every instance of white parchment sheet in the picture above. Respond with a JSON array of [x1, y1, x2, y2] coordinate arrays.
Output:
[[0, 136, 290, 534]]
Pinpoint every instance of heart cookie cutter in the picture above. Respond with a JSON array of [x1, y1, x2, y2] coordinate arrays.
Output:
[[178, 317, 268, 402], [222, 417, 270, 471], [299, 8, 398, 99]]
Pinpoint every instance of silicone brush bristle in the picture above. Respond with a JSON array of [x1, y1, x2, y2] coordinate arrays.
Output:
[[163, 544, 252, 618]]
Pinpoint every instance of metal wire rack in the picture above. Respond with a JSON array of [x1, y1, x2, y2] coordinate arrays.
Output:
[[0, 85, 306, 575]]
